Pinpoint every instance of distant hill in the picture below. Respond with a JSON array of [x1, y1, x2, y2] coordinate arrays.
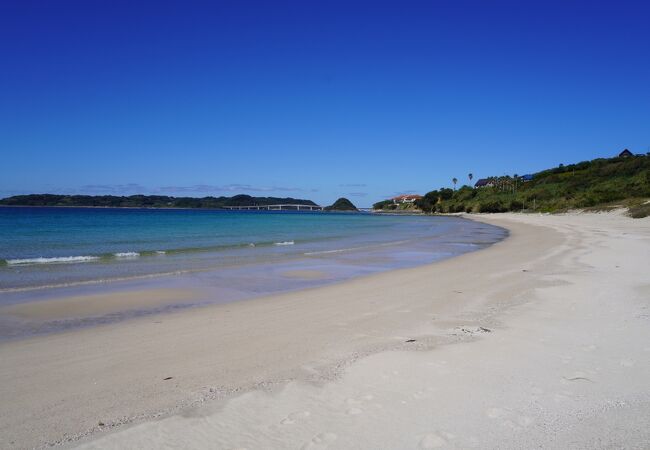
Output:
[[0, 194, 318, 209], [325, 198, 358, 211], [374, 152, 650, 217]]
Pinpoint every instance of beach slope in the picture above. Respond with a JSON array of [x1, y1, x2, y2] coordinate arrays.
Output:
[[1, 212, 648, 449]]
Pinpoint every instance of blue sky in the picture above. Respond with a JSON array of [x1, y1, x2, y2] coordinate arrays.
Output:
[[1, 1, 649, 207]]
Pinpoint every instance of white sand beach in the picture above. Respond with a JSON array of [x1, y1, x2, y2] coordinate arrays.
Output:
[[1, 212, 649, 449]]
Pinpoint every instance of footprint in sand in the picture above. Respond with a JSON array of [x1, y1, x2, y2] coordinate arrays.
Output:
[[346, 407, 363, 415], [280, 411, 311, 425], [419, 432, 448, 449], [531, 386, 544, 395], [344, 394, 377, 415], [518, 416, 534, 427], [301, 432, 338, 450], [412, 389, 431, 400], [560, 355, 573, 364], [554, 391, 574, 402], [486, 408, 532, 429], [486, 407, 507, 419]]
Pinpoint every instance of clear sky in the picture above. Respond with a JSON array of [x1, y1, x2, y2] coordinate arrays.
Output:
[[1, 1, 649, 207]]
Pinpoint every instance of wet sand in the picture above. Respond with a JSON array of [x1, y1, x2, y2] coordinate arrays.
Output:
[[0, 288, 199, 321], [1, 212, 649, 449], [279, 269, 331, 280]]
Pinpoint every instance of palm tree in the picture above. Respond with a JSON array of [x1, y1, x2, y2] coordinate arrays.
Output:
[[452, 177, 458, 191]]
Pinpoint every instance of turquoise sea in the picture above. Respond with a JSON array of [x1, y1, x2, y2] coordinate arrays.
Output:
[[0, 207, 506, 338]]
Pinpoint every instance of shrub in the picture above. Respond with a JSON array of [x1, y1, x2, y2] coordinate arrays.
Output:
[[439, 188, 454, 200], [373, 200, 393, 210], [628, 203, 650, 218], [478, 200, 507, 213], [509, 199, 524, 210]]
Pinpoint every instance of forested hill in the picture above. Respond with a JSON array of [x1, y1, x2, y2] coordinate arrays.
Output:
[[423, 154, 650, 215], [324, 198, 358, 211], [374, 152, 650, 217], [0, 194, 318, 209]]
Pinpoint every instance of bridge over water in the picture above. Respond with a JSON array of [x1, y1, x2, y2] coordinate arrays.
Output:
[[223, 205, 375, 212], [222, 204, 324, 211]]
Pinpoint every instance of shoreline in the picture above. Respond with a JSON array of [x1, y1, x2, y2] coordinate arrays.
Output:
[[0, 216, 506, 341], [1, 212, 648, 448], [0, 214, 539, 448], [2, 209, 478, 293]]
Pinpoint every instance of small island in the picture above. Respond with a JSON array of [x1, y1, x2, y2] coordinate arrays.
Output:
[[324, 197, 358, 211]]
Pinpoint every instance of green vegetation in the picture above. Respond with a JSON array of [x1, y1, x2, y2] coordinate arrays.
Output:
[[324, 197, 358, 211], [371, 199, 420, 212], [374, 154, 650, 217], [0, 194, 318, 209], [372, 199, 395, 210], [627, 201, 650, 218]]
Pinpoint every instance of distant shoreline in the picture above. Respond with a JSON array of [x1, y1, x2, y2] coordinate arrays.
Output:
[[0, 193, 323, 210], [0, 204, 376, 212], [0, 204, 362, 212], [0, 204, 212, 210]]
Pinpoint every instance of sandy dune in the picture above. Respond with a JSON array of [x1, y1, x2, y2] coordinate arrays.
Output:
[[1, 212, 648, 449]]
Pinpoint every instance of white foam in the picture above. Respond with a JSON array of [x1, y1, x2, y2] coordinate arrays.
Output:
[[304, 248, 349, 255], [274, 241, 295, 246], [6, 256, 100, 266], [114, 252, 140, 258], [304, 240, 413, 256], [155, 251, 166, 255]]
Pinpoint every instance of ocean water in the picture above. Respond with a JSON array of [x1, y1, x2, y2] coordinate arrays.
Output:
[[0, 207, 506, 338]]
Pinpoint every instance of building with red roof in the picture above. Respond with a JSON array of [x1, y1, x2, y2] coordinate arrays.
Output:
[[392, 194, 423, 204]]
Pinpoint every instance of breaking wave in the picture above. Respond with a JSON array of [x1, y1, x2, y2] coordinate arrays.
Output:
[[113, 252, 140, 259], [5, 256, 100, 266]]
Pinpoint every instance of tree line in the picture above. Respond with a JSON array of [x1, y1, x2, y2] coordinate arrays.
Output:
[[0, 194, 318, 208]]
